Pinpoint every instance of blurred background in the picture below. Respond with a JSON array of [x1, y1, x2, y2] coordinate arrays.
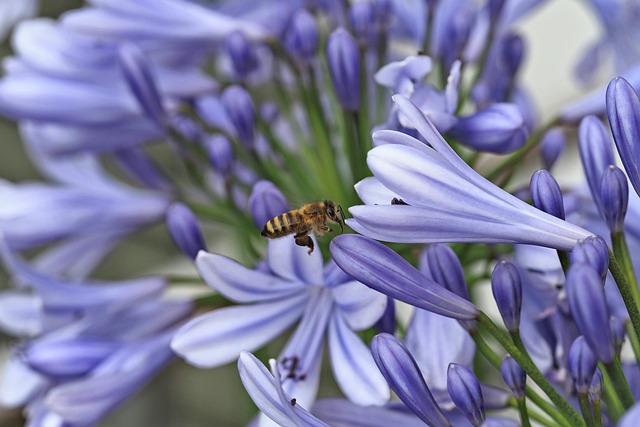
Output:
[[0, 1, 612, 425]]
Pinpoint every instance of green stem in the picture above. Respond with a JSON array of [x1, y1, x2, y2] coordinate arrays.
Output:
[[516, 397, 533, 427], [477, 313, 585, 427], [608, 250, 640, 359], [471, 330, 573, 427], [599, 361, 625, 421], [611, 231, 640, 306], [625, 320, 640, 366], [591, 397, 603, 427], [603, 358, 635, 409], [577, 393, 595, 427]]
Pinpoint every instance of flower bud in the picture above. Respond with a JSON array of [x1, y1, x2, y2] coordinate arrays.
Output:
[[491, 261, 522, 332], [578, 115, 616, 211], [375, 297, 396, 334], [284, 10, 318, 65], [166, 203, 207, 260], [610, 316, 626, 354], [327, 28, 360, 111], [447, 363, 485, 426], [118, 42, 166, 129], [601, 165, 629, 233], [24, 339, 117, 378], [500, 34, 524, 78], [570, 236, 609, 279], [221, 85, 255, 147], [225, 30, 258, 81], [448, 103, 528, 154], [500, 355, 526, 399], [568, 336, 597, 394], [566, 263, 614, 363], [540, 127, 566, 171], [530, 169, 565, 220], [205, 134, 234, 178], [371, 334, 450, 427], [589, 367, 603, 404], [607, 76, 640, 198], [421, 244, 469, 300], [248, 180, 289, 228], [350, 2, 375, 43]]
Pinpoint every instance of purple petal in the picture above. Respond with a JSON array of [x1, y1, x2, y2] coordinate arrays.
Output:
[[171, 295, 307, 368], [406, 309, 475, 391], [330, 235, 479, 320], [313, 398, 424, 426], [196, 251, 305, 302], [353, 177, 401, 205], [25, 339, 118, 378], [267, 237, 324, 285], [328, 313, 389, 405], [0, 291, 42, 336], [332, 281, 387, 330], [0, 356, 48, 408]]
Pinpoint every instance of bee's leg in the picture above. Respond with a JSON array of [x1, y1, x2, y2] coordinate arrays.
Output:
[[318, 225, 334, 234], [294, 233, 314, 254]]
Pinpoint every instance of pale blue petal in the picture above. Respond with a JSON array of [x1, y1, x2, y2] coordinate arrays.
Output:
[[172, 295, 307, 368], [353, 177, 401, 205], [0, 356, 48, 408], [619, 401, 640, 427], [328, 313, 390, 405], [406, 309, 475, 391], [313, 398, 425, 427], [196, 251, 305, 302], [332, 281, 387, 330], [267, 237, 324, 285], [0, 291, 42, 336]]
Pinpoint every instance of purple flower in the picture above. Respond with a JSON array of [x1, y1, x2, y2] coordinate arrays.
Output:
[[172, 238, 389, 407], [607, 76, 640, 198], [601, 165, 629, 233], [165, 203, 207, 260], [568, 336, 598, 394], [540, 128, 566, 171], [248, 180, 289, 228], [330, 235, 479, 320], [500, 355, 526, 399], [221, 85, 256, 147], [448, 103, 528, 154], [371, 333, 450, 427], [348, 96, 592, 250], [375, 55, 433, 98], [225, 30, 258, 81], [447, 363, 484, 427], [327, 28, 360, 111], [530, 169, 565, 220], [491, 261, 522, 332], [565, 263, 614, 363], [284, 10, 318, 65]]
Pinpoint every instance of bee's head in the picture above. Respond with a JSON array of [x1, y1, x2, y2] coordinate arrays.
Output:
[[325, 200, 344, 233]]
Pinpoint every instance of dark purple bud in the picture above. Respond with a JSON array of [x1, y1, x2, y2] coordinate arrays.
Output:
[[530, 169, 565, 220], [284, 10, 318, 65], [166, 203, 207, 260], [578, 115, 616, 211], [421, 244, 469, 300], [488, 0, 506, 21], [601, 165, 629, 233], [327, 28, 360, 111], [221, 85, 255, 147], [606, 76, 640, 198], [568, 336, 598, 394], [566, 263, 614, 363], [331, 235, 480, 320], [540, 128, 566, 170], [589, 367, 603, 404], [500, 34, 524, 78], [610, 316, 626, 354], [350, 2, 375, 42], [375, 297, 396, 334], [371, 334, 450, 427], [447, 363, 485, 426], [205, 134, 234, 178], [118, 42, 166, 129], [500, 355, 526, 399], [570, 236, 609, 279], [248, 180, 289, 228], [448, 103, 528, 154], [225, 31, 258, 81], [491, 261, 522, 332]]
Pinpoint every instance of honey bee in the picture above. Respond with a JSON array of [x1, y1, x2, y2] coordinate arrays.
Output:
[[260, 200, 345, 254]]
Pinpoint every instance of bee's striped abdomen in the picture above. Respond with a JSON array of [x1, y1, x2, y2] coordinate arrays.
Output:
[[261, 211, 304, 238]]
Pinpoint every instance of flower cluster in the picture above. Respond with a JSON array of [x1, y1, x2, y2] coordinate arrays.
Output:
[[2, 0, 640, 426]]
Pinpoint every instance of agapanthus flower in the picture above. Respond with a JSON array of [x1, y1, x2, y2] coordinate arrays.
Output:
[[348, 95, 592, 250], [171, 237, 389, 408]]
